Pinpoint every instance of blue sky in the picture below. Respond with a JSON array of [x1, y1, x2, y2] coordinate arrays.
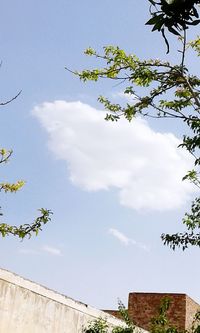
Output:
[[0, 0, 200, 310]]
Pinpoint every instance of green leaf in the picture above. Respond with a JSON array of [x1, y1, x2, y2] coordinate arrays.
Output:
[[146, 14, 164, 26]]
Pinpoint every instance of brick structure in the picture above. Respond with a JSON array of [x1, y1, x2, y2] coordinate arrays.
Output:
[[104, 293, 200, 331]]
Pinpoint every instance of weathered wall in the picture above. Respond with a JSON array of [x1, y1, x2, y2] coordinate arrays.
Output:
[[186, 295, 200, 330], [0, 268, 124, 333]]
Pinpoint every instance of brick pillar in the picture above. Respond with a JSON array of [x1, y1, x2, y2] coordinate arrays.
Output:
[[128, 293, 186, 331]]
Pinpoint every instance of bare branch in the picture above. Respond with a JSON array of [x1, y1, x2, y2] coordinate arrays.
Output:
[[0, 90, 22, 107]]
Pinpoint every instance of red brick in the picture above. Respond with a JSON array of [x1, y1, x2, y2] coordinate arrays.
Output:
[[103, 293, 200, 331]]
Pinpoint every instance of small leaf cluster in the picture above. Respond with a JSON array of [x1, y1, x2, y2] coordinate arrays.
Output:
[[83, 300, 135, 333], [82, 318, 109, 333], [0, 208, 52, 239], [0, 146, 52, 239], [162, 197, 200, 250], [0, 180, 25, 193]]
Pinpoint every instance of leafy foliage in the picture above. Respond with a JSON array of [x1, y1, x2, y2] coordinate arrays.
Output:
[[151, 297, 200, 333], [150, 298, 178, 333], [162, 197, 200, 250], [0, 145, 52, 239], [146, 0, 200, 52], [83, 300, 135, 333], [82, 318, 109, 333], [112, 300, 135, 333], [0, 208, 52, 239], [190, 311, 200, 333]]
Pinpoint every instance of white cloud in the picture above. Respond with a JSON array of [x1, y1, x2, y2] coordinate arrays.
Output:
[[42, 245, 62, 256], [109, 228, 130, 246], [112, 90, 138, 102], [19, 245, 62, 256], [109, 228, 149, 251], [32, 100, 196, 211]]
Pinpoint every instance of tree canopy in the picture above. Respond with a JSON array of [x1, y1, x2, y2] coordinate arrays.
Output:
[[146, 0, 200, 53], [68, 0, 200, 250]]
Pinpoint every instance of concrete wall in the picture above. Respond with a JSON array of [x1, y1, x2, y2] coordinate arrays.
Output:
[[0, 268, 124, 333]]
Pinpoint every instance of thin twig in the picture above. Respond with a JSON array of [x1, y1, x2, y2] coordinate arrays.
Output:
[[181, 29, 187, 69], [0, 90, 22, 106]]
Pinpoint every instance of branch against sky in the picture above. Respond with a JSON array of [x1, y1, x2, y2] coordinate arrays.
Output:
[[0, 92, 52, 239], [67, 0, 200, 250]]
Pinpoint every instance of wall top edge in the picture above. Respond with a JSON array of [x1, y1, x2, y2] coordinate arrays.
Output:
[[0, 267, 123, 325]]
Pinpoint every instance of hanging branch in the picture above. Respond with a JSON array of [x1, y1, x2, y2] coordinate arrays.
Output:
[[146, 0, 200, 53]]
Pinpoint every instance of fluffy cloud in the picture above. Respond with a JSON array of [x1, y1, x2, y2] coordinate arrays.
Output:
[[109, 228, 149, 251], [32, 100, 196, 211]]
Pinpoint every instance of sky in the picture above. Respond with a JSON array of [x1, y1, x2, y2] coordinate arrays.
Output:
[[0, 0, 200, 310]]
